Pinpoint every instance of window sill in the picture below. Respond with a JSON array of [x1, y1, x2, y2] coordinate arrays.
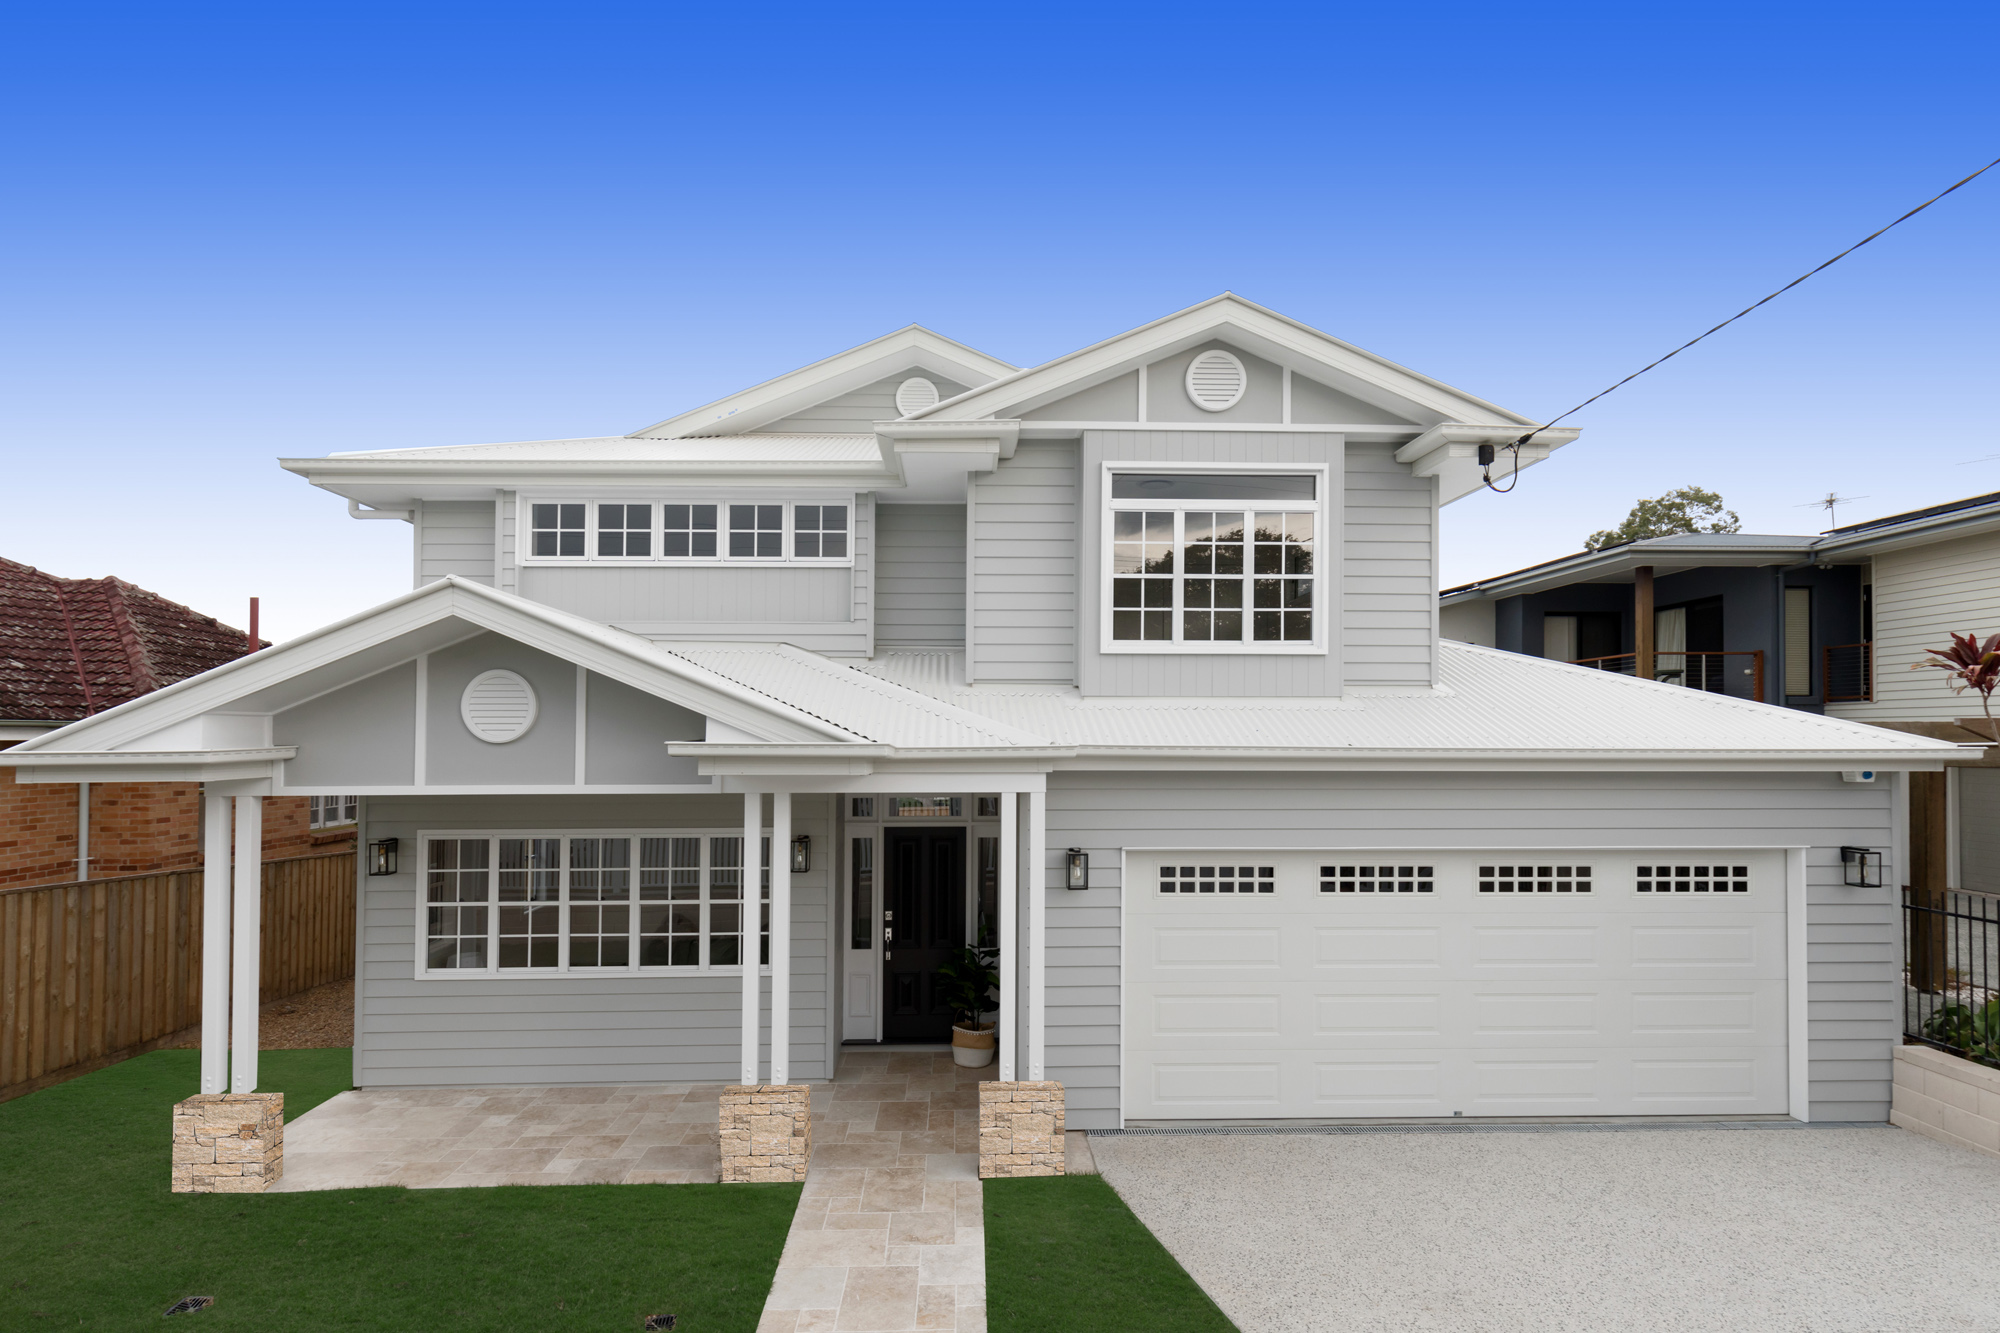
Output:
[[518, 557, 853, 569], [415, 964, 775, 981], [1098, 641, 1327, 656]]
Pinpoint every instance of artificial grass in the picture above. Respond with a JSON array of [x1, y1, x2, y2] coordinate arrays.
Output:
[[0, 1048, 798, 1331], [984, 1173, 1237, 1332]]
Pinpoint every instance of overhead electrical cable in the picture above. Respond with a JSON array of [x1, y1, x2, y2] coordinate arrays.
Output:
[[1484, 153, 2000, 492]]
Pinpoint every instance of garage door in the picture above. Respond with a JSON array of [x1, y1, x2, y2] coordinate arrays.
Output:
[[1124, 850, 1788, 1120]]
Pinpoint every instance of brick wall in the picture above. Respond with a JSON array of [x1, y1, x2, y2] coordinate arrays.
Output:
[[0, 765, 323, 890]]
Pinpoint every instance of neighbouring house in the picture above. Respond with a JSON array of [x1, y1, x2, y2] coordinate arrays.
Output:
[[1440, 490, 2000, 900], [7, 295, 1967, 1126], [0, 557, 342, 888]]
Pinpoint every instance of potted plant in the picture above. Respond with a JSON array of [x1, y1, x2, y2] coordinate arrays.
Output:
[[935, 944, 998, 1067]]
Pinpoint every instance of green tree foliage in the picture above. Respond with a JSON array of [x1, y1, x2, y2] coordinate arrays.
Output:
[[1585, 486, 1742, 551]]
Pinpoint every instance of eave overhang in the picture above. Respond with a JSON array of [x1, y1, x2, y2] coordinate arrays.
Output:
[[7, 747, 296, 784]]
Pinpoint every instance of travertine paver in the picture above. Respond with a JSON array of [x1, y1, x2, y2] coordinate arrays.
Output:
[[270, 1083, 727, 1189], [757, 1050, 993, 1333]]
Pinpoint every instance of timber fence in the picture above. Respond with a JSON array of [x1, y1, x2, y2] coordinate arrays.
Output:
[[0, 850, 354, 1102]]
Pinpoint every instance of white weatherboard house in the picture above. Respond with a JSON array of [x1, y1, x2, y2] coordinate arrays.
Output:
[[9, 295, 1965, 1128]]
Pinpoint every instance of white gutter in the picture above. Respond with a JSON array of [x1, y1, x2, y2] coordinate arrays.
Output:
[[348, 499, 413, 522]]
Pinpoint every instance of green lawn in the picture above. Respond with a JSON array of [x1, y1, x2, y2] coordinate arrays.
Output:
[[985, 1173, 1236, 1332], [0, 1049, 798, 1331]]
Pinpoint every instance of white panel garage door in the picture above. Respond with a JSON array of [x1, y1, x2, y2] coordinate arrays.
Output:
[[1124, 850, 1788, 1120]]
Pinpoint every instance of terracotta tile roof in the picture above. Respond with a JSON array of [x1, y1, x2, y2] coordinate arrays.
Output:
[[0, 557, 257, 722]]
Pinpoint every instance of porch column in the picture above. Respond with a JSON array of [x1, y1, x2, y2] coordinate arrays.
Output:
[[741, 788, 762, 1086], [770, 790, 792, 1085], [1634, 565, 1655, 681], [200, 793, 232, 1094], [999, 792, 1019, 1081], [229, 795, 263, 1094], [1027, 789, 1047, 1081]]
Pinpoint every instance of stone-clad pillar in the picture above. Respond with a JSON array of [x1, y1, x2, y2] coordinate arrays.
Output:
[[719, 1084, 811, 1183], [172, 1092, 284, 1193], [979, 1081, 1065, 1178]]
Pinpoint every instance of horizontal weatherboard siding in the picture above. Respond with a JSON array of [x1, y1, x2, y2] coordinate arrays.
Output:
[[1827, 529, 2000, 722], [418, 501, 497, 587], [1343, 442, 1434, 686], [874, 504, 966, 648], [969, 440, 1078, 683]]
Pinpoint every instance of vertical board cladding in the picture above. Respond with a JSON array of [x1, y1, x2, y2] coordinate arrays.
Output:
[[968, 439, 1078, 684], [1828, 529, 2000, 723], [1042, 769, 1897, 1129], [1077, 430, 1346, 697], [355, 793, 833, 1088], [1344, 442, 1436, 686], [497, 490, 518, 594], [417, 501, 497, 588], [874, 504, 967, 648]]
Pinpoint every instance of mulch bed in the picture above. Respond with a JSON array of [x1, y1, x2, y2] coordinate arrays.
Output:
[[166, 977, 353, 1050]]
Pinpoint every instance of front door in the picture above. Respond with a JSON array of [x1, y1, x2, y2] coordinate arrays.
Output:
[[882, 828, 966, 1043]]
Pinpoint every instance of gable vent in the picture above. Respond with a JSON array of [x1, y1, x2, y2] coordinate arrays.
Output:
[[1184, 349, 1247, 412], [460, 669, 538, 744], [895, 377, 940, 416]]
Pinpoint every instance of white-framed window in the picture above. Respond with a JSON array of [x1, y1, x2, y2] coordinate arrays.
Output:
[[309, 795, 359, 828], [418, 829, 771, 977], [522, 497, 851, 566], [1102, 468, 1325, 654]]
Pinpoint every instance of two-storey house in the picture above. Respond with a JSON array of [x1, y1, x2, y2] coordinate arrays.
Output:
[[7, 295, 1960, 1128]]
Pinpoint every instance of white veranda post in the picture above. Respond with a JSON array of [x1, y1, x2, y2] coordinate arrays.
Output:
[[770, 791, 791, 1086], [740, 789, 762, 1087], [1027, 789, 1047, 1082], [229, 795, 263, 1094], [999, 793, 1019, 1081], [200, 793, 232, 1094]]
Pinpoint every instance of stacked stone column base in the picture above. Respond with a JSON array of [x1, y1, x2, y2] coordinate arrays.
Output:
[[979, 1081, 1065, 1178], [172, 1092, 284, 1193], [719, 1084, 812, 1183]]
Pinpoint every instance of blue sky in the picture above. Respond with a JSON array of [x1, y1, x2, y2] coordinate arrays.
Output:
[[4, 2, 1995, 640]]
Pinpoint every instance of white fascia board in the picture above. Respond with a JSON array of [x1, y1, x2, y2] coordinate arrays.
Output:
[[1440, 538, 1824, 603], [875, 419, 1020, 460], [630, 327, 1017, 439], [1044, 749, 1960, 771], [911, 294, 1541, 429], [1015, 421, 1424, 442], [8, 748, 294, 784], [8, 579, 859, 756], [1397, 424, 1581, 504], [284, 460, 901, 508], [1813, 507, 2000, 558]]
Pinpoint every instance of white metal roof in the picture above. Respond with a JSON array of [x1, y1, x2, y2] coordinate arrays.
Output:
[[326, 434, 881, 463]]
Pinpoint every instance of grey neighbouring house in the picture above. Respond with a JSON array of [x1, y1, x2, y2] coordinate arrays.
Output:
[[1440, 489, 2000, 913], [6, 294, 1966, 1128]]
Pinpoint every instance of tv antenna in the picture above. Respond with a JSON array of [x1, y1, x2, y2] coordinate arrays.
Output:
[[1798, 492, 1867, 527]]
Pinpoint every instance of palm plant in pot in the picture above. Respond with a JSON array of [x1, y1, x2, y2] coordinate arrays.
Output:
[[935, 944, 998, 1067]]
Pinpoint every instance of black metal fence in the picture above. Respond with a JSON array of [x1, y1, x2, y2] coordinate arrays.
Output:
[[1904, 888, 2000, 1067]]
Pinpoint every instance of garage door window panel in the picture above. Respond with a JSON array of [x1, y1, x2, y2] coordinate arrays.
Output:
[[1479, 864, 1593, 894], [1159, 864, 1275, 895]]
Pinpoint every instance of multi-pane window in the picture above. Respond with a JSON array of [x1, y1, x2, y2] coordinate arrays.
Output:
[[531, 503, 587, 557], [523, 500, 850, 562], [794, 505, 848, 558], [597, 504, 652, 557], [1478, 864, 1593, 894], [1637, 863, 1749, 893], [420, 830, 771, 975], [892, 796, 962, 818], [1320, 864, 1434, 894], [1158, 864, 1276, 894], [662, 505, 718, 558], [729, 504, 785, 558], [309, 795, 358, 828], [1107, 473, 1318, 647]]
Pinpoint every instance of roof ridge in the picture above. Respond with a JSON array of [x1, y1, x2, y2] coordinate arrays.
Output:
[[96, 578, 157, 695]]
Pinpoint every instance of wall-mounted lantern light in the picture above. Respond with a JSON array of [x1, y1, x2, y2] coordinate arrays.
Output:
[[1841, 845, 1882, 888], [791, 835, 811, 874], [1065, 848, 1089, 890], [368, 838, 399, 876]]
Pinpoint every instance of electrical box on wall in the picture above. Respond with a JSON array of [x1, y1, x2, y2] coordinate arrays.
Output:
[[1840, 771, 1877, 783]]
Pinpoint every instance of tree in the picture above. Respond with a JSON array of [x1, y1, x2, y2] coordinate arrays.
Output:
[[1913, 631, 2000, 744], [1585, 486, 1742, 551]]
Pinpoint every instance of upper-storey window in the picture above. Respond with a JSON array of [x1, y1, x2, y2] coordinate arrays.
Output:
[[1104, 470, 1322, 653], [521, 498, 851, 565]]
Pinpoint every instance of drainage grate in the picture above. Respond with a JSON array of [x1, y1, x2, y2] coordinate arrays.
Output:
[[164, 1296, 215, 1316], [1097, 1120, 1884, 1138], [644, 1316, 677, 1330]]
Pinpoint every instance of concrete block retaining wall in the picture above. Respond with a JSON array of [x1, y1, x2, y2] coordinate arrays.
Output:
[[1891, 1044, 2000, 1159]]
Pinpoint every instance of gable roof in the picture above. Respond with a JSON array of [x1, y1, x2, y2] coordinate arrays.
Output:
[[630, 326, 1017, 439], [908, 293, 1541, 430], [0, 557, 255, 723]]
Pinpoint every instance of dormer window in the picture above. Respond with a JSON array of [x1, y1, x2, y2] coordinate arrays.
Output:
[[1103, 470, 1323, 653], [520, 498, 851, 565]]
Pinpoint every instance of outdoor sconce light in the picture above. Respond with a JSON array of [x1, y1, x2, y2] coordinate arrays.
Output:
[[1841, 845, 1883, 888], [791, 835, 811, 874], [368, 838, 399, 876], [1065, 848, 1089, 890]]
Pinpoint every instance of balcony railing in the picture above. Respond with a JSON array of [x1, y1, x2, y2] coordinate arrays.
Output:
[[1571, 650, 1765, 701], [1823, 641, 1873, 702]]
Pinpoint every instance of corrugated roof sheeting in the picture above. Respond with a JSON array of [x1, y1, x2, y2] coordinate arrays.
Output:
[[332, 434, 880, 463]]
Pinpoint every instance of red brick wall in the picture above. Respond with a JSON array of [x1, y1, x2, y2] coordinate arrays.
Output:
[[0, 765, 323, 890]]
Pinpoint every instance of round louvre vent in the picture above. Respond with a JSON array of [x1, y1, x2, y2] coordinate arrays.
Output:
[[894, 376, 940, 416], [1184, 349, 1247, 412], [461, 670, 538, 744]]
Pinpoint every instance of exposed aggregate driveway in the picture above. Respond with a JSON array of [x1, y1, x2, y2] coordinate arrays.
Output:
[[1092, 1124, 2000, 1332]]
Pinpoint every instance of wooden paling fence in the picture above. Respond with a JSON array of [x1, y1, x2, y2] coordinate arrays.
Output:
[[0, 850, 354, 1103]]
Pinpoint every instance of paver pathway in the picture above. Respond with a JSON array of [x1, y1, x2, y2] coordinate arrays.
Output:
[[758, 1049, 993, 1333]]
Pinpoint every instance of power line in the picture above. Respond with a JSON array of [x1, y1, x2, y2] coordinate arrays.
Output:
[[1483, 153, 2000, 489]]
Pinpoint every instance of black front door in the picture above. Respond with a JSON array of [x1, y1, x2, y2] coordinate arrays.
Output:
[[882, 828, 966, 1043]]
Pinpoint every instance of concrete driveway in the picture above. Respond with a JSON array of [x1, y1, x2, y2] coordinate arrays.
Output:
[[1093, 1125, 2000, 1332]]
